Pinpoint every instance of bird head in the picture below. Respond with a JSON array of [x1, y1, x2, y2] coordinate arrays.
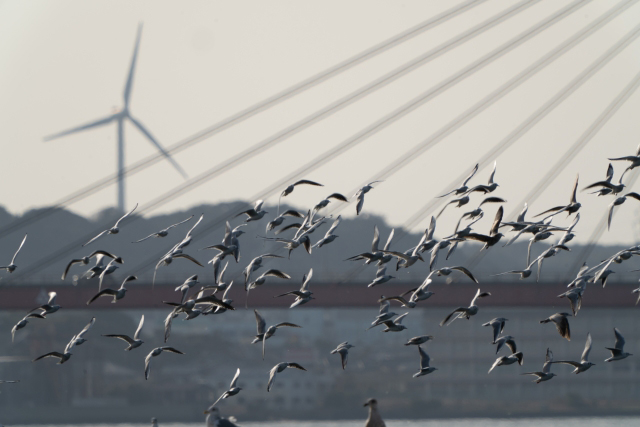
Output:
[[364, 398, 378, 407]]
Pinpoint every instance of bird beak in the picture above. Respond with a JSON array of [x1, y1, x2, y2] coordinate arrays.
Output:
[[418, 255, 425, 262], [363, 402, 369, 407]]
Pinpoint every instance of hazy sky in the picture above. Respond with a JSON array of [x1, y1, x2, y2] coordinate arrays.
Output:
[[2, 0, 640, 245]]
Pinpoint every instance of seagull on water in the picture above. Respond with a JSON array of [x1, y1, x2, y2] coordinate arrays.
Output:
[[133, 215, 194, 243], [102, 314, 145, 351], [83, 204, 138, 246], [605, 328, 633, 362], [267, 362, 306, 392], [0, 234, 27, 273], [331, 341, 355, 370], [551, 333, 595, 373]]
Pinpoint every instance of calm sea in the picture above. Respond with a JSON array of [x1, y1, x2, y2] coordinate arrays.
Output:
[[14, 418, 640, 427]]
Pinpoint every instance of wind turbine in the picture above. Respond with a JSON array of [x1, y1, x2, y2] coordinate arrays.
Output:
[[43, 23, 187, 213]]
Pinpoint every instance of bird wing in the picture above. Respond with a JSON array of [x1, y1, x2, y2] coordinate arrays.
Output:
[[551, 360, 581, 368], [419, 346, 431, 369], [114, 203, 138, 227], [274, 322, 302, 329], [505, 337, 517, 354], [254, 200, 264, 211], [254, 310, 266, 335], [542, 348, 553, 374], [380, 296, 410, 306], [87, 289, 117, 305], [165, 215, 194, 231], [267, 366, 279, 392], [378, 297, 390, 315], [463, 163, 479, 186], [144, 352, 153, 380], [133, 233, 156, 243], [33, 352, 65, 362], [451, 266, 479, 283], [487, 161, 497, 184], [479, 197, 506, 207], [263, 269, 291, 279], [230, 368, 241, 388], [375, 265, 387, 279], [164, 310, 175, 343], [463, 233, 492, 243], [83, 230, 109, 247], [174, 253, 204, 267], [293, 179, 323, 188], [133, 315, 145, 341], [371, 226, 380, 253], [490, 206, 503, 236], [581, 333, 592, 363], [161, 347, 184, 354], [570, 174, 579, 204], [516, 203, 529, 223], [76, 317, 96, 339], [556, 316, 571, 341], [103, 334, 135, 345], [11, 234, 27, 264], [607, 202, 617, 231], [440, 308, 465, 327], [61, 259, 84, 280], [382, 250, 411, 261], [394, 312, 409, 325], [614, 328, 625, 350], [327, 192, 348, 202], [356, 193, 365, 215], [287, 362, 307, 371], [300, 268, 313, 292], [325, 215, 341, 236], [606, 163, 614, 181], [625, 191, 640, 201]]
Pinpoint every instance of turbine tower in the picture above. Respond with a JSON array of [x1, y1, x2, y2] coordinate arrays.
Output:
[[43, 23, 187, 213]]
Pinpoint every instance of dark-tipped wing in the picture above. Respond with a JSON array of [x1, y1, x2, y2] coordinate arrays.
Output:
[[33, 352, 64, 362], [418, 346, 431, 369], [102, 334, 135, 345], [87, 289, 117, 305], [614, 328, 625, 350], [490, 206, 503, 236], [160, 347, 184, 354], [254, 310, 266, 335], [287, 362, 306, 371], [293, 179, 323, 188], [451, 266, 479, 283]]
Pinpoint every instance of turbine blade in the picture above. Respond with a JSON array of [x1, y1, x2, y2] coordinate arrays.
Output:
[[123, 23, 143, 108], [128, 115, 188, 178], [43, 115, 116, 141]]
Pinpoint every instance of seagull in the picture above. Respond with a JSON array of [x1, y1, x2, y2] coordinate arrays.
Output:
[[551, 333, 595, 373], [409, 278, 435, 304], [490, 261, 535, 280], [247, 269, 291, 291], [557, 212, 580, 245], [558, 286, 584, 317], [500, 202, 530, 231], [494, 335, 517, 354], [437, 163, 478, 198], [82, 253, 124, 280], [606, 192, 640, 230], [97, 258, 122, 291], [144, 347, 184, 380], [540, 312, 571, 341], [274, 268, 314, 308], [465, 161, 498, 194], [363, 398, 386, 427], [312, 193, 348, 215], [83, 203, 138, 246], [378, 295, 416, 309], [33, 320, 94, 364], [380, 312, 409, 332], [366, 298, 398, 330], [354, 181, 382, 215], [170, 213, 204, 253], [367, 266, 395, 287], [436, 195, 470, 219], [280, 178, 323, 200], [202, 281, 235, 315], [583, 163, 626, 195], [29, 292, 61, 316], [440, 289, 491, 326], [532, 244, 571, 283], [382, 233, 427, 270], [459, 196, 506, 221], [633, 286, 640, 305], [61, 250, 120, 280], [488, 351, 523, 374], [534, 175, 581, 218], [265, 210, 304, 233], [103, 314, 145, 351], [313, 215, 341, 248], [413, 346, 437, 377], [609, 143, 640, 174], [417, 217, 437, 253], [203, 405, 239, 427], [346, 225, 394, 265], [0, 234, 27, 273], [243, 253, 284, 285], [68, 317, 96, 346], [482, 318, 508, 343], [427, 266, 478, 283], [211, 368, 242, 407], [605, 328, 633, 362], [153, 251, 203, 287], [331, 342, 355, 370], [267, 362, 306, 392], [87, 275, 137, 305], [11, 313, 45, 342], [251, 309, 302, 359], [151, 418, 158, 427], [405, 335, 434, 346], [234, 200, 267, 222], [174, 275, 199, 304], [522, 348, 556, 383], [462, 206, 504, 250], [133, 215, 194, 243]]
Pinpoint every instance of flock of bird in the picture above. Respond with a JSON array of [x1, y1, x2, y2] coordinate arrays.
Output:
[[3, 144, 640, 426]]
